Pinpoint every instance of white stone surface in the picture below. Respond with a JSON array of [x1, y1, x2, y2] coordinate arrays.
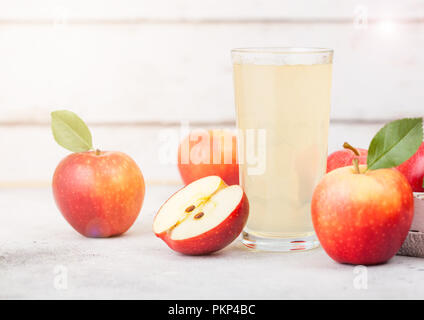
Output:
[[1, 186, 423, 300]]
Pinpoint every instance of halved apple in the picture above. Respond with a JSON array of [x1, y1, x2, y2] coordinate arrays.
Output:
[[153, 176, 249, 255]]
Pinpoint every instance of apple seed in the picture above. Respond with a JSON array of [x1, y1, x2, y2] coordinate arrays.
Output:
[[185, 205, 195, 213], [194, 212, 204, 219]]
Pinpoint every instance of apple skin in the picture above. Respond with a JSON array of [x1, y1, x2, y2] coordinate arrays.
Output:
[[178, 129, 239, 186], [52, 151, 145, 238], [396, 142, 424, 192], [154, 191, 249, 255], [327, 148, 368, 173], [312, 165, 413, 265]]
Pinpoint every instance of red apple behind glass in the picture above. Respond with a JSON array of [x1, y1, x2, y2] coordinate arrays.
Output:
[[396, 142, 424, 192], [327, 142, 368, 173], [178, 129, 239, 186], [51, 110, 145, 238]]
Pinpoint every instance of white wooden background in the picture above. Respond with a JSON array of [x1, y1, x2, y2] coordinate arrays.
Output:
[[1, 0, 424, 185]]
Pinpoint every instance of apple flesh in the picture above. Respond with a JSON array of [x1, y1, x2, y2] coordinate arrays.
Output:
[[53, 151, 145, 238], [396, 142, 424, 192], [312, 165, 414, 265], [178, 129, 239, 186], [327, 147, 368, 173], [153, 176, 249, 255]]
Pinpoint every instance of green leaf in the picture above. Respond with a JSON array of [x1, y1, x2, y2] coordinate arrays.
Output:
[[367, 118, 423, 170], [51, 110, 93, 152]]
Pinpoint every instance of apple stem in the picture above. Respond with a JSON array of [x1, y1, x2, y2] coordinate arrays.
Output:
[[343, 142, 360, 156], [95, 149, 101, 156], [352, 158, 360, 174], [343, 142, 361, 174]]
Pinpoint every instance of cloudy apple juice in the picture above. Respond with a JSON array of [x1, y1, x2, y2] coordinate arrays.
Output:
[[232, 48, 333, 251]]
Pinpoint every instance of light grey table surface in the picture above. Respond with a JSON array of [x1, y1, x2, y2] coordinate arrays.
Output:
[[1, 185, 423, 300]]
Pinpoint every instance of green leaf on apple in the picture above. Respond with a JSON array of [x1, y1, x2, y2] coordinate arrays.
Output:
[[51, 110, 93, 152], [367, 118, 423, 170]]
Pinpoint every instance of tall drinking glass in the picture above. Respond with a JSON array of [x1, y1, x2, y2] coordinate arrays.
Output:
[[232, 47, 333, 251]]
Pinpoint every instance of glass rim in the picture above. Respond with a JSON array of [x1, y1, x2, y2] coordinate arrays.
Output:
[[231, 47, 333, 55]]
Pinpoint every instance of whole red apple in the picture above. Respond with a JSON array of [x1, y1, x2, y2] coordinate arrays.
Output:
[[327, 145, 367, 173], [312, 165, 414, 265], [396, 142, 424, 192], [153, 176, 249, 255], [178, 129, 239, 186], [53, 151, 145, 238]]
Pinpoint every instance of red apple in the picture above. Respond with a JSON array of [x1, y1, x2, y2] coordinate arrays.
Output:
[[396, 142, 424, 192], [53, 151, 145, 238], [312, 165, 414, 265], [178, 129, 239, 186], [153, 176, 249, 255], [327, 146, 368, 173]]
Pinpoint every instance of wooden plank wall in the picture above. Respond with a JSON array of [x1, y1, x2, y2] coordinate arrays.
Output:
[[0, 1, 423, 185]]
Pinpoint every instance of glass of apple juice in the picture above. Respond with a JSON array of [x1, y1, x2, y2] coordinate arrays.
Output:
[[232, 47, 333, 251]]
